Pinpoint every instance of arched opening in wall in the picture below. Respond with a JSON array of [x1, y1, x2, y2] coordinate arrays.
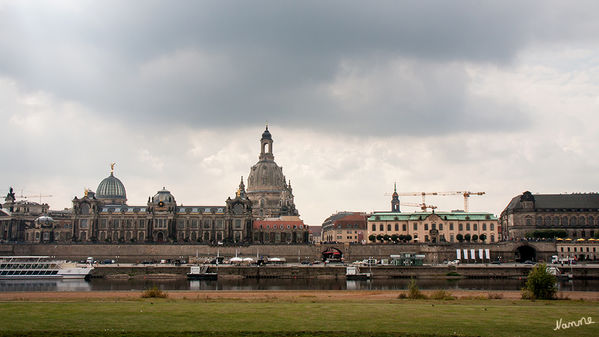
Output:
[[322, 247, 343, 262], [515, 245, 536, 262], [156, 232, 164, 242]]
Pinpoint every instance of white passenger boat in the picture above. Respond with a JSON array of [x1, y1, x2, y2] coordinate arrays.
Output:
[[0, 256, 94, 280]]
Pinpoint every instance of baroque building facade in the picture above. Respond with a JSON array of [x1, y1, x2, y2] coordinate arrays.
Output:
[[366, 186, 500, 244], [2, 127, 303, 245], [500, 191, 599, 240]]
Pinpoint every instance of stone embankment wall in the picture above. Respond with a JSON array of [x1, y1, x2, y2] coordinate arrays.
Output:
[[89, 264, 599, 280], [1, 242, 557, 263]]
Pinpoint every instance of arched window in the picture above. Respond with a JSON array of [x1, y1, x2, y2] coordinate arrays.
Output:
[[589, 216, 594, 226], [579, 216, 586, 226], [570, 217, 577, 226], [544, 217, 551, 226], [562, 216, 568, 225], [536, 217, 542, 225], [552, 217, 559, 226]]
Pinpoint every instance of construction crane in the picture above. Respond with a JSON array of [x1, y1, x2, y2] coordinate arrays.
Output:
[[400, 202, 437, 212], [453, 191, 485, 212], [17, 193, 53, 204], [392, 191, 486, 212]]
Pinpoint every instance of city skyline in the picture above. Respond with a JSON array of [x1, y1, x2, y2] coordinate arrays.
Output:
[[2, 1, 599, 226]]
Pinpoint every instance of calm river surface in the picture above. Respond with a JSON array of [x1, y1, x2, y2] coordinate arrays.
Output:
[[1, 278, 599, 292]]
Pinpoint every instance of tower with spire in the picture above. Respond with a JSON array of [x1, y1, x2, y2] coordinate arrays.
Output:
[[391, 182, 400, 212]]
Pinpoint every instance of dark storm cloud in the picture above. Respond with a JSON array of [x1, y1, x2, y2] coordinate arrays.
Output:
[[1, 1, 598, 135]]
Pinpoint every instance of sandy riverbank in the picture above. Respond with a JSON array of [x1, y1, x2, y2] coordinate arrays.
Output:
[[1, 289, 599, 301]]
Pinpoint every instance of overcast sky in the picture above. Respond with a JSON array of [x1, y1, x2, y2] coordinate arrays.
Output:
[[2, 1, 599, 226]]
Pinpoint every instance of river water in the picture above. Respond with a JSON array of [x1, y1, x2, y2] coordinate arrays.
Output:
[[1, 278, 599, 292]]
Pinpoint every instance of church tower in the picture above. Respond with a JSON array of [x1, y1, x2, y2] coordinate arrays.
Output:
[[247, 126, 298, 218], [391, 183, 400, 213]]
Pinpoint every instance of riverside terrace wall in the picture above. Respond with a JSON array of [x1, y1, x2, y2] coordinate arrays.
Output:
[[1, 242, 556, 263], [89, 265, 599, 280]]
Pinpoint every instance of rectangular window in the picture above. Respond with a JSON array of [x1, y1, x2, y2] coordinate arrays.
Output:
[[450, 234, 454, 242], [439, 223, 443, 230], [100, 219, 107, 228], [413, 223, 417, 230], [372, 224, 376, 231], [234, 219, 242, 229], [424, 224, 428, 231], [459, 223, 463, 231], [395, 224, 399, 231], [450, 223, 454, 230], [402, 224, 406, 231], [114, 219, 120, 228], [466, 223, 470, 231], [387, 224, 391, 231], [177, 219, 184, 229], [473, 223, 477, 231], [432, 223, 436, 230], [191, 219, 198, 228], [490, 224, 494, 231], [80, 219, 88, 228], [482, 223, 487, 231], [216, 219, 224, 229], [380, 224, 384, 231]]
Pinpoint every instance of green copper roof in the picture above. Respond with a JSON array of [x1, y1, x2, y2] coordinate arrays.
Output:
[[367, 211, 497, 222]]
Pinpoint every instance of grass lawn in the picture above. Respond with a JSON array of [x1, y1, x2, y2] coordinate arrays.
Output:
[[0, 296, 598, 336]]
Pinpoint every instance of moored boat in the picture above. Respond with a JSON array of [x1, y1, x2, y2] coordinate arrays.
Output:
[[0, 256, 94, 280]]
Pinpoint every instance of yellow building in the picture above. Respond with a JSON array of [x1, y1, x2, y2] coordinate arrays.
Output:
[[367, 211, 500, 244]]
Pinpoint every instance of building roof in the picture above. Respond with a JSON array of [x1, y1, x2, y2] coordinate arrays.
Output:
[[368, 211, 497, 222], [504, 192, 599, 213]]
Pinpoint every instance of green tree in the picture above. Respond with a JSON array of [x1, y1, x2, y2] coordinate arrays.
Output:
[[456, 234, 464, 242], [479, 234, 487, 242], [472, 234, 478, 242], [464, 234, 471, 242], [376, 234, 383, 243], [368, 234, 376, 242], [404, 234, 412, 242], [524, 263, 557, 300], [391, 234, 399, 243], [383, 234, 391, 242]]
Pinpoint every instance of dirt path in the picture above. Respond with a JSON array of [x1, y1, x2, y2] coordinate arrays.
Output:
[[1, 289, 598, 301]]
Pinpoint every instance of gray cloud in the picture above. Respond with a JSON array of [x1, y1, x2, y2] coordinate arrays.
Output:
[[1, 1, 598, 138]]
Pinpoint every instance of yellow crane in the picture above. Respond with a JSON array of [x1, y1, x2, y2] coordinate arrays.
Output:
[[397, 191, 485, 212], [400, 202, 437, 212]]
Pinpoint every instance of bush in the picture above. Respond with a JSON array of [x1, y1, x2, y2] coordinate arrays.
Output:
[[487, 293, 503, 299], [456, 234, 464, 242], [407, 279, 427, 299], [446, 271, 461, 277], [524, 263, 557, 300], [141, 286, 168, 298], [368, 234, 376, 242], [430, 290, 455, 300]]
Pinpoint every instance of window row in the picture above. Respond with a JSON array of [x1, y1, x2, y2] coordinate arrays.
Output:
[[528, 215, 599, 227], [370, 222, 495, 232]]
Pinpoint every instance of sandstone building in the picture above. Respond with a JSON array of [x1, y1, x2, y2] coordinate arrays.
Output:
[[246, 126, 298, 218], [2, 127, 302, 245], [500, 191, 599, 240]]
